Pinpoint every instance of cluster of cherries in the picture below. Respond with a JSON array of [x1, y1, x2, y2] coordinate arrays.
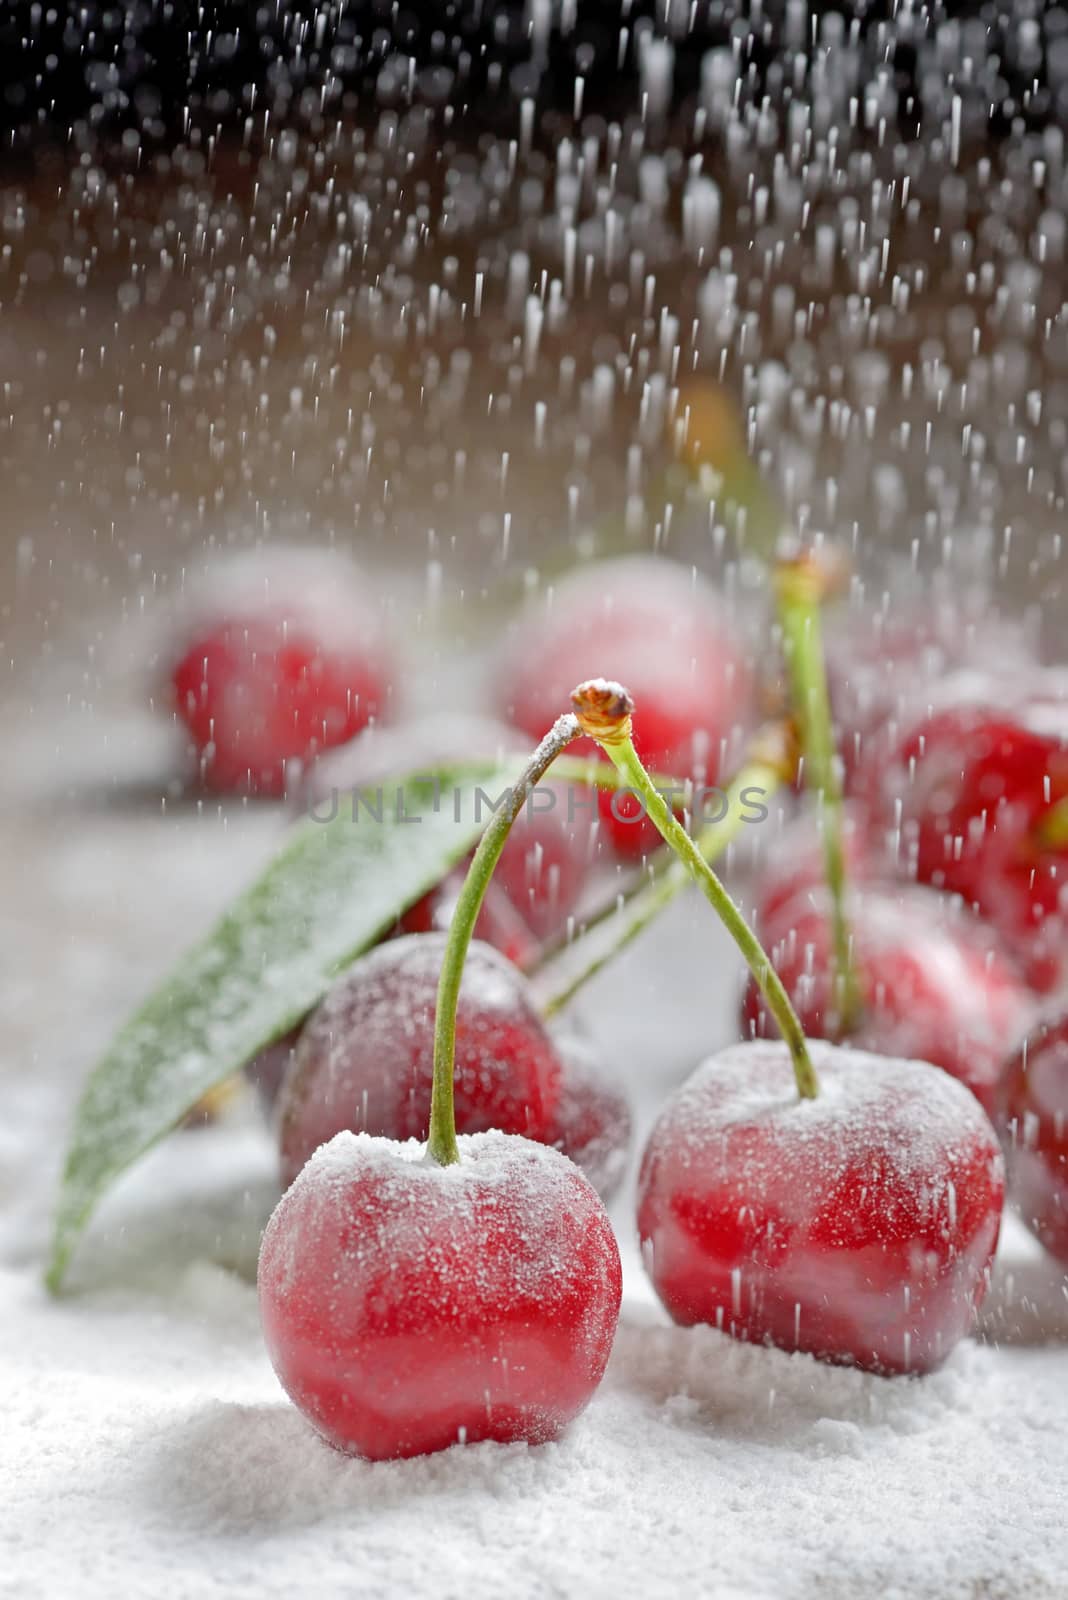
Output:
[[166, 545, 1068, 1463]]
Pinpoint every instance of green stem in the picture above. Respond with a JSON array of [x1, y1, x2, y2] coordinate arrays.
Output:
[[539, 755, 785, 1016], [577, 706, 817, 1100], [775, 559, 861, 1035], [427, 712, 581, 1165]]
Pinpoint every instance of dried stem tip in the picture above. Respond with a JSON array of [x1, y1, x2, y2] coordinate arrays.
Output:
[[570, 679, 635, 747]]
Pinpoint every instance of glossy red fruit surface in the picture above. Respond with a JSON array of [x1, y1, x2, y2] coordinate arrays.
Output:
[[1000, 1015, 1068, 1266], [260, 1130, 623, 1460], [499, 557, 752, 857], [277, 935, 563, 1188], [863, 672, 1068, 991], [547, 1033, 632, 1201], [169, 552, 393, 796], [638, 1039, 1004, 1375], [743, 885, 1031, 1116], [309, 714, 590, 944]]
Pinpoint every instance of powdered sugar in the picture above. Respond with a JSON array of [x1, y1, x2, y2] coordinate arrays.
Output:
[[2, 723, 1067, 1596], [665, 1037, 1001, 1186]]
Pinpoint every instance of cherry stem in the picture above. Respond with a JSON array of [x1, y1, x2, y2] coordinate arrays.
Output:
[[774, 550, 861, 1035], [539, 727, 795, 1016], [571, 682, 819, 1101], [426, 712, 582, 1166]]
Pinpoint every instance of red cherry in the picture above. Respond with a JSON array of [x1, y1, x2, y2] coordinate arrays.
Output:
[[743, 884, 1031, 1117], [259, 1130, 622, 1459], [169, 552, 393, 796], [277, 935, 563, 1188], [546, 1032, 632, 1201], [861, 672, 1068, 991], [250, 990, 632, 1203], [309, 715, 591, 949], [499, 558, 752, 857], [999, 1015, 1068, 1266], [638, 1039, 1004, 1374]]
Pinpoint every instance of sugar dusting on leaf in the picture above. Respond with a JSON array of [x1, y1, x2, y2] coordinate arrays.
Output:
[[46, 759, 521, 1292]]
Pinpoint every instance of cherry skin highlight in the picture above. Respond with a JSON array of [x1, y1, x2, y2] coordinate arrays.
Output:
[[277, 935, 563, 1188], [169, 552, 393, 796], [499, 557, 752, 857], [861, 671, 1068, 991], [259, 1130, 623, 1460], [638, 1039, 1004, 1375], [999, 1014, 1068, 1266], [743, 884, 1032, 1117]]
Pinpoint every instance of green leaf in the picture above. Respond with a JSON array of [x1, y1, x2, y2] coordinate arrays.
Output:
[[46, 760, 520, 1292]]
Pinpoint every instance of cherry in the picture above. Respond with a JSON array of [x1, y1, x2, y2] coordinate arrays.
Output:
[[860, 670, 1068, 991], [277, 934, 563, 1189], [547, 1032, 632, 1201], [743, 883, 1031, 1117], [499, 558, 752, 857], [638, 1039, 1004, 1375], [260, 703, 621, 1461], [251, 976, 632, 1200], [260, 1130, 622, 1459], [168, 550, 394, 796], [309, 714, 590, 947], [999, 1015, 1068, 1266]]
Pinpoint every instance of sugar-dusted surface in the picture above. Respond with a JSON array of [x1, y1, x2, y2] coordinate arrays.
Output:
[[277, 935, 564, 1184], [2, 700, 1068, 1597], [261, 1130, 621, 1457], [638, 1041, 1005, 1374]]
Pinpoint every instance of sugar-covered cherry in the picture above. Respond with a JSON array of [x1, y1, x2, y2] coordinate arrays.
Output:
[[861, 670, 1068, 991], [638, 1039, 1004, 1374], [744, 884, 1032, 1117], [277, 934, 563, 1188], [499, 558, 752, 856], [999, 1015, 1068, 1266], [260, 1130, 621, 1459], [260, 701, 621, 1460], [168, 549, 394, 796], [569, 680, 1004, 1375]]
